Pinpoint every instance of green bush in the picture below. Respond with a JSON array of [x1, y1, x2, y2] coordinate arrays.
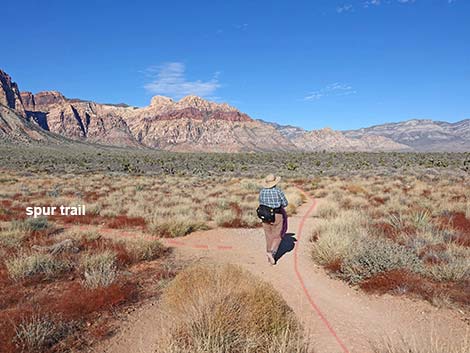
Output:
[[341, 239, 424, 284]]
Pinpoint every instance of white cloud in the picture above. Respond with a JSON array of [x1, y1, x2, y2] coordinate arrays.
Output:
[[363, 0, 382, 7], [234, 23, 249, 31], [304, 82, 357, 101], [337, 4, 354, 13], [144, 62, 221, 99]]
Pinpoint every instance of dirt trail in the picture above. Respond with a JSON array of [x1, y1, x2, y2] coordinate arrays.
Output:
[[94, 195, 468, 353]]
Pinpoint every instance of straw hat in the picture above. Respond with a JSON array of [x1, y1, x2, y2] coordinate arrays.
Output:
[[262, 174, 281, 188]]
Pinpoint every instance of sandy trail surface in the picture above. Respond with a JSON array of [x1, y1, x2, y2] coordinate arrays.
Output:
[[93, 194, 468, 353]]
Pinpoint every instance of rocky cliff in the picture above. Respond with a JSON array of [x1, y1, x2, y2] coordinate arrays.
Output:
[[16, 89, 295, 152], [0, 70, 58, 143], [1, 68, 468, 152], [344, 119, 470, 152]]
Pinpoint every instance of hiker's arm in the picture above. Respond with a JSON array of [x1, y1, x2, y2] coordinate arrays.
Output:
[[279, 190, 288, 207]]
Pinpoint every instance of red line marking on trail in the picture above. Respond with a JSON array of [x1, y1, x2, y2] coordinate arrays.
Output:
[[294, 189, 351, 353], [217, 245, 233, 250], [192, 244, 209, 249], [166, 239, 185, 246]]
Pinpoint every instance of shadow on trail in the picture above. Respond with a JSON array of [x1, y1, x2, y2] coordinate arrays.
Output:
[[275, 233, 297, 263]]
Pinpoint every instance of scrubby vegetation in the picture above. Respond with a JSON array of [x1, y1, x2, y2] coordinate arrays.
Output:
[[0, 214, 172, 352], [0, 166, 306, 352], [309, 174, 470, 308], [155, 263, 310, 353], [1, 146, 468, 351], [373, 332, 469, 353], [0, 171, 305, 239], [0, 143, 469, 177]]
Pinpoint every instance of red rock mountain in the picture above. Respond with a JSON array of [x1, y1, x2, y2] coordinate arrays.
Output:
[[1, 68, 453, 152], [0, 70, 62, 143], [17, 88, 296, 152]]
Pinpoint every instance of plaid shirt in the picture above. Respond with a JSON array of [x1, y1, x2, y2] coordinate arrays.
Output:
[[259, 187, 288, 208]]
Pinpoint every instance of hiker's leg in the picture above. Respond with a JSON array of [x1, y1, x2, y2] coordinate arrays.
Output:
[[270, 214, 283, 254], [263, 222, 276, 264], [281, 207, 288, 237], [262, 223, 272, 252]]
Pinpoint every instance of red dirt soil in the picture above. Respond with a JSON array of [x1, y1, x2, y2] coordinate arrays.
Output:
[[440, 212, 470, 246], [360, 270, 470, 307], [50, 214, 106, 225], [107, 215, 147, 230]]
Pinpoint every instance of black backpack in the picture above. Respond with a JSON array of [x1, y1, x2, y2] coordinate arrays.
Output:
[[257, 205, 275, 223]]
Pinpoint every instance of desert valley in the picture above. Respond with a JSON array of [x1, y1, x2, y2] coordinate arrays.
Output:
[[1, 64, 469, 353]]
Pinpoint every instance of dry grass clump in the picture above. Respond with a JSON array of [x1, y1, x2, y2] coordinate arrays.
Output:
[[80, 251, 117, 288], [124, 239, 166, 261], [6, 252, 70, 281], [373, 331, 469, 353], [314, 199, 340, 219], [285, 188, 306, 216], [0, 226, 27, 248], [311, 209, 365, 266], [14, 315, 71, 352], [150, 216, 208, 237], [156, 263, 310, 353], [0, 218, 53, 249]]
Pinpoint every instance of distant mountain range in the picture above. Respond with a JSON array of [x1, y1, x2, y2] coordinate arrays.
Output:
[[1, 69, 468, 152]]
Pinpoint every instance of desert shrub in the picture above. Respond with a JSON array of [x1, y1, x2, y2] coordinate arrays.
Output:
[[125, 239, 166, 261], [285, 188, 305, 216], [157, 264, 309, 353], [0, 226, 27, 248], [14, 315, 70, 352], [373, 332, 469, 353], [315, 200, 340, 219], [149, 210, 208, 237], [240, 210, 260, 227], [80, 251, 117, 288], [341, 239, 424, 284], [311, 230, 357, 267], [150, 217, 208, 237], [410, 210, 433, 232], [6, 252, 70, 281], [240, 180, 260, 191], [12, 217, 50, 232], [214, 208, 239, 227], [26, 217, 50, 231], [311, 210, 366, 266], [425, 256, 469, 282], [386, 213, 408, 232]]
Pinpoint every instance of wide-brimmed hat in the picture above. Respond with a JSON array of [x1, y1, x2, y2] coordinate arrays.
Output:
[[262, 174, 281, 188]]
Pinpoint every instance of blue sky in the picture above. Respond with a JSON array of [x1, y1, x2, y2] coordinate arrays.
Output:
[[2, 0, 469, 130]]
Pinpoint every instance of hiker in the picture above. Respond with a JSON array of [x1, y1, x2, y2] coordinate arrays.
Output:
[[257, 174, 288, 265]]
